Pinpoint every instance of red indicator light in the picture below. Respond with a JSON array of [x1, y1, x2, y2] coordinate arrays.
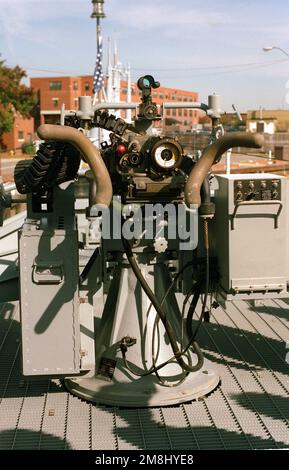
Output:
[[116, 144, 126, 155]]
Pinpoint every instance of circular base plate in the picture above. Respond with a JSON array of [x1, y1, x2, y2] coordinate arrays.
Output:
[[64, 358, 220, 407]]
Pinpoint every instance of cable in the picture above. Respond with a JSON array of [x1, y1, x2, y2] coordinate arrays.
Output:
[[8, 57, 288, 86], [132, 258, 196, 384], [150, 263, 204, 386], [150, 265, 195, 386], [185, 280, 202, 339], [193, 218, 210, 339], [183, 218, 210, 354], [121, 234, 204, 375], [131, 58, 289, 81], [131, 58, 288, 72], [8, 57, 288, 77]]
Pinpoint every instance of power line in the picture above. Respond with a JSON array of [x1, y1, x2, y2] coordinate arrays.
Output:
[[130, 58, 289, 72], [131, 58, 289, 80], [6, 64, 84, 76], [7, 57, 289, 80]]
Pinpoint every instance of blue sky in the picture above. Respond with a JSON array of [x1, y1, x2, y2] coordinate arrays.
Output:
[[1, 0, 289, 111]]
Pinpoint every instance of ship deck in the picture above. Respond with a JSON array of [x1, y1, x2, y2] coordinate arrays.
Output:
[[0, 296, 288, 450]]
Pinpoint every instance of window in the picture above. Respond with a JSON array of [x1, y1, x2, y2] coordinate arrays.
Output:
[[18, 131, 24, 141], [172, 109, 176, 116], [184, 109, 187, 117], [122, 89, 127, 95], [189, 110, 193, 117], [49, 81, 62, 91], [184, 120, 188, 126], [183, 97, 188, 102], [178, 109, 182, 117], [189, 97, 193, 102], [73, 81, 78, 91], [52, 98, 59, 108], [166, 109, 171, 117], [85, 81, 90, 92], [256, 122, 265, 133]]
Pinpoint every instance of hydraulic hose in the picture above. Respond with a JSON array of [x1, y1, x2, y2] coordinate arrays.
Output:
[[122, 236, 204, 373], [37, 124, 113, 207], [199, 175, 215, 217], [200, 176, 211, 205], [186, 280, 202, 339], [185, 132, 264, 207]]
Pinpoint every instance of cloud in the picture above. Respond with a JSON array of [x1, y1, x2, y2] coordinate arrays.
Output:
[[0, 0, 88, 54], [0, 0, 87, 35], [107, 1, 231, 30]]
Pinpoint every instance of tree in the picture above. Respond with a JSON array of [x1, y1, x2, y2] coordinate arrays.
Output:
[[0, 59, 37, 137]]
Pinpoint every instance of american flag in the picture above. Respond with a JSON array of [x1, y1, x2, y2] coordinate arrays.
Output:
[[93, 35, 104, 94]]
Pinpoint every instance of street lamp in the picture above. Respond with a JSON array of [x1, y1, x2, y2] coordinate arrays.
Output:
[[262, 46, 289, 58], [91, 0, 105, 19], [91, 1, 106, 102], [91, 0, 106, 43]]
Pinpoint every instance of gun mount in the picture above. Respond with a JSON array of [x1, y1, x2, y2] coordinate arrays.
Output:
[[2, 76, 289, 409]]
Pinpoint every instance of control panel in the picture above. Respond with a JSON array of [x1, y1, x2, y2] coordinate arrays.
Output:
[[234, 178, 281, 204], [214, 173, 289, 301]]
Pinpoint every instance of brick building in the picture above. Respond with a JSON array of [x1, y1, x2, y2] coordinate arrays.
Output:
[[1, 114, 34, 153], [30, 76, 199, 132]]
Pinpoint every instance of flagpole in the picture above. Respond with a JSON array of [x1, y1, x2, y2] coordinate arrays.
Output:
[[93, 16, 100, 105], [91, 1, 105, 105]]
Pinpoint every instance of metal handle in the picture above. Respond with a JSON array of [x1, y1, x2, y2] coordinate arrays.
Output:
[[33, 260, 64, 285], [231, 200, 283, 230]]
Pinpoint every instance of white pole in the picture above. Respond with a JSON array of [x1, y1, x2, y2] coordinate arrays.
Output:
[[268, 150, 273, 164], [226, 148, 232, 175], [126, 64, 132, 123], [106, 37, 113, 102], [113, 39, 121, 118]]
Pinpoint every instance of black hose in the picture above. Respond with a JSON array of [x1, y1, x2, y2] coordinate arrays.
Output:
[[186, 280, 202, 339], [184, 218, 210, 350], [121, 236, 204, 373], [199, 176, 215, 217], [200, 176, 211, 204]]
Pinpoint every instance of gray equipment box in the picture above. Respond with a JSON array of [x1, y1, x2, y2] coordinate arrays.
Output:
[[214, 173, 289, 300], [19, 185, 80, 376]]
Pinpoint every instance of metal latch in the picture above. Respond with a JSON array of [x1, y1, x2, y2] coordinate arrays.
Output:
[[32, 260, 64, 285]]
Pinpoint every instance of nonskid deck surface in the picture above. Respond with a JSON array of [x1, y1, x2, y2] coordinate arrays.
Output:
[[0, 299, 289, 450]]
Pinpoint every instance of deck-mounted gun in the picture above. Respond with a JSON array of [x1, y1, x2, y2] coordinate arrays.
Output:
[[2, 76, 288, 408]]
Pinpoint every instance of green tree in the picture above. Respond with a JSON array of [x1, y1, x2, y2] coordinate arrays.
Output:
[[0, 59, 36, 137]]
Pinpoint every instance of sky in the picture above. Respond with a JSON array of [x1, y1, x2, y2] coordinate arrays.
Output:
[[0, 0, 289, 112]]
